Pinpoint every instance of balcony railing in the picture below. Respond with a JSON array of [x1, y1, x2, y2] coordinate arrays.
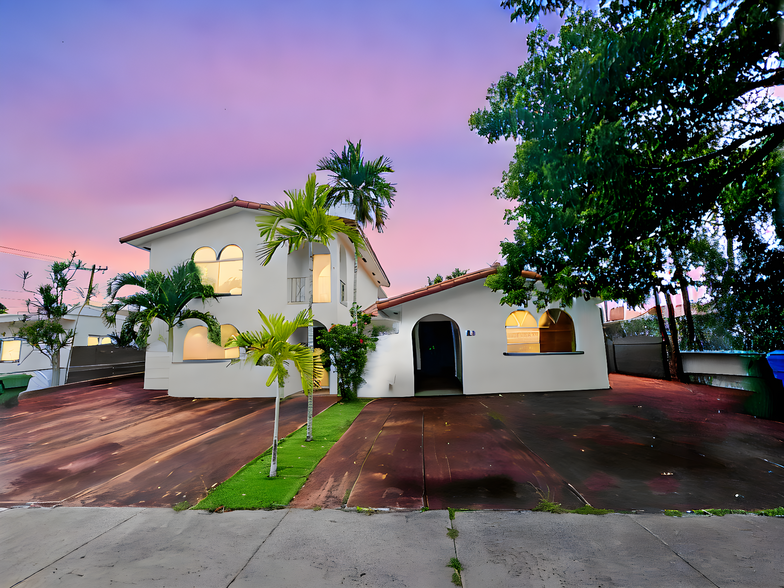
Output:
[[288, 277, 307, 303]]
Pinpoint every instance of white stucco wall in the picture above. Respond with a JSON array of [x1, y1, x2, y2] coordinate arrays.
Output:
[[135, 206, 381, 396], [359, 279, 609, 397]]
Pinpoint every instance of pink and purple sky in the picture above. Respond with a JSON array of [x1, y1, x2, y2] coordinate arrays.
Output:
[[0, 1, 563, 313]]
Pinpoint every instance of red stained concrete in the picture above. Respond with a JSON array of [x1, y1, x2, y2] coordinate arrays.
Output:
[[0, 377, 336, 508], [293, 374, 784, 512], [4, 374, 784, 512]]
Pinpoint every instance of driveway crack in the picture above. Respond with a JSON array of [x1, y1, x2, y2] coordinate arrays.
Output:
[[630, 516, 720, 588], [9, 508, 144, 588], [225, 509, 289, 587]]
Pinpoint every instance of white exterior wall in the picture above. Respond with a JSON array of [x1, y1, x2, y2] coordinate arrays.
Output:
[[137, 207, 381, 398], [0, 309, 120, 385], [359, 279, 609, 397]]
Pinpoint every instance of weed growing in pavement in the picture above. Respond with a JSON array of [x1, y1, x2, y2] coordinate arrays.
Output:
[[448, 507, 457, 520], [693, 506, 784, 517], [172, 500, 190, 512], [446, 527, 459, 540], [664, 510, 683, 517], [531, 486, 613, 515], [313, 505, 322, 511]]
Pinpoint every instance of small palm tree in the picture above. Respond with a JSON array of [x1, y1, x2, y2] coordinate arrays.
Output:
[[257, 173, 363, 441], [103, 260, 221, 352], [317, 140, 396, 326], [227, 309, 319, 477]]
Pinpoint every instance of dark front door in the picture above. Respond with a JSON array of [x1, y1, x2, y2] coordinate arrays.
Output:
[[418, 321, 456, 377]]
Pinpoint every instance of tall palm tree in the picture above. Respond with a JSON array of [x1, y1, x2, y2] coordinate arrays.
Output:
[[227, 310, 318, 477], [103, 260, 221, 352], [257, 173, 363, 441], [317, 139, 396, 327]]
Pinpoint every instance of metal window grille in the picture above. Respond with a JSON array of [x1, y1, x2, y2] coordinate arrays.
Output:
[[288, 277, 307, 303]]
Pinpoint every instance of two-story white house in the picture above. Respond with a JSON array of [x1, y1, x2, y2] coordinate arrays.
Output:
[[119, 198, 389, 398], [121, 198, 609, 399]]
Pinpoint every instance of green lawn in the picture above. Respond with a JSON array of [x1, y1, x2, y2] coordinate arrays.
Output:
[[194, 399, 371, 511]]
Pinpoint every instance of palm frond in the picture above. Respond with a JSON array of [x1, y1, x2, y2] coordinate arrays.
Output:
[[316, 140, 396, 232]]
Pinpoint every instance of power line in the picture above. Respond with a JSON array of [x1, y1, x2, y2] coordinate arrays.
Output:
[[0, 245, 66, 262]]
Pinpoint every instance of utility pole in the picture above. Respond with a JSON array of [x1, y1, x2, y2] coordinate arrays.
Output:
[[64, 264, 108, 384]]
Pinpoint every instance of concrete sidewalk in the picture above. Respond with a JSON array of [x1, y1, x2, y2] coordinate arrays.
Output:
[[2, 506, 782, 587]]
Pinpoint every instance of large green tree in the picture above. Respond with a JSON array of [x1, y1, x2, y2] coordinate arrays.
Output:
[[102, 260, 221, 352], [472, 1, 783, 311], [257, 173, 363, 441], [16, 252, 88, 387], [317, 140, 396, 327], [227, 309, 318, 478]]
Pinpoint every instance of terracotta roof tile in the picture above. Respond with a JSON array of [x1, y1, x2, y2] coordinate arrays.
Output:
[[119, 199, 273, 244], [365, 265, 543, 315]]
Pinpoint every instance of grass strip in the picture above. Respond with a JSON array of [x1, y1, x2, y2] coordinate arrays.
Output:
[[194, 399, 371, 511]]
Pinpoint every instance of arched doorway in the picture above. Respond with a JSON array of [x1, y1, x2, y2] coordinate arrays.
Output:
[[412, 314, 463, 396], [292, 320, 330, 389]]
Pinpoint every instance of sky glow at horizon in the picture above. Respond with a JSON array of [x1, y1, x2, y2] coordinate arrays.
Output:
[[0, 1, 563, 313]]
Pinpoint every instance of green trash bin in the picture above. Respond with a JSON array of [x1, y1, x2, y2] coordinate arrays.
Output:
[[0, 373, 34, 408]]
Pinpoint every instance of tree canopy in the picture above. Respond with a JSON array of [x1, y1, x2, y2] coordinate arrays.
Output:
[[103, 260, 221, 352], [472, 1, 783, 308], [16, 252, 87, 386]]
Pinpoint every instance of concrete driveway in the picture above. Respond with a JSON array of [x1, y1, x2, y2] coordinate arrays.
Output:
[[0, 377, 336, 508], [3, 373, 784, 512], [293, 374, 784, 512]]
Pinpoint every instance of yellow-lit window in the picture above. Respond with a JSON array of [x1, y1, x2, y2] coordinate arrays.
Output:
[[88, 336, 113, 346], [505, 311, 539, 353], [217, 245, 243, 295], [313, 254, 331, 303], [183, 325, 240, 360], [193, 247, 219, 289], [193, 246, 243, 295], [538, 310, 576, 352], [1, 340, 21, 362]]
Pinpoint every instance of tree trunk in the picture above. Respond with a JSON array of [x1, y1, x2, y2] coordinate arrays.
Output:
[[653, 288, 671, 381], [51, 348, 61, 387], [270, 379, 281, 478], [675, 265, 700, 351], [725, 222, 735, 270], [306, 241, 314, 442], [353, 247, 359, 331], [167, 325, 174, 353], [665, 291, 687, 382]]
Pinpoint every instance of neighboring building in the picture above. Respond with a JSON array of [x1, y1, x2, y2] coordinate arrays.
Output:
[[0, 305, 121, 390], [119, 198, 389, 398], [361, 265, 609, 397]]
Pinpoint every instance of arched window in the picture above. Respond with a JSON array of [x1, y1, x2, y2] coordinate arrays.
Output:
[[192, 245, 243, 295], [217, 245, 243, 295], [313, 253, 331, 303], [183, 325, 240, 360], [505, 311, 539, 353], [538, 310, 576, 352]]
